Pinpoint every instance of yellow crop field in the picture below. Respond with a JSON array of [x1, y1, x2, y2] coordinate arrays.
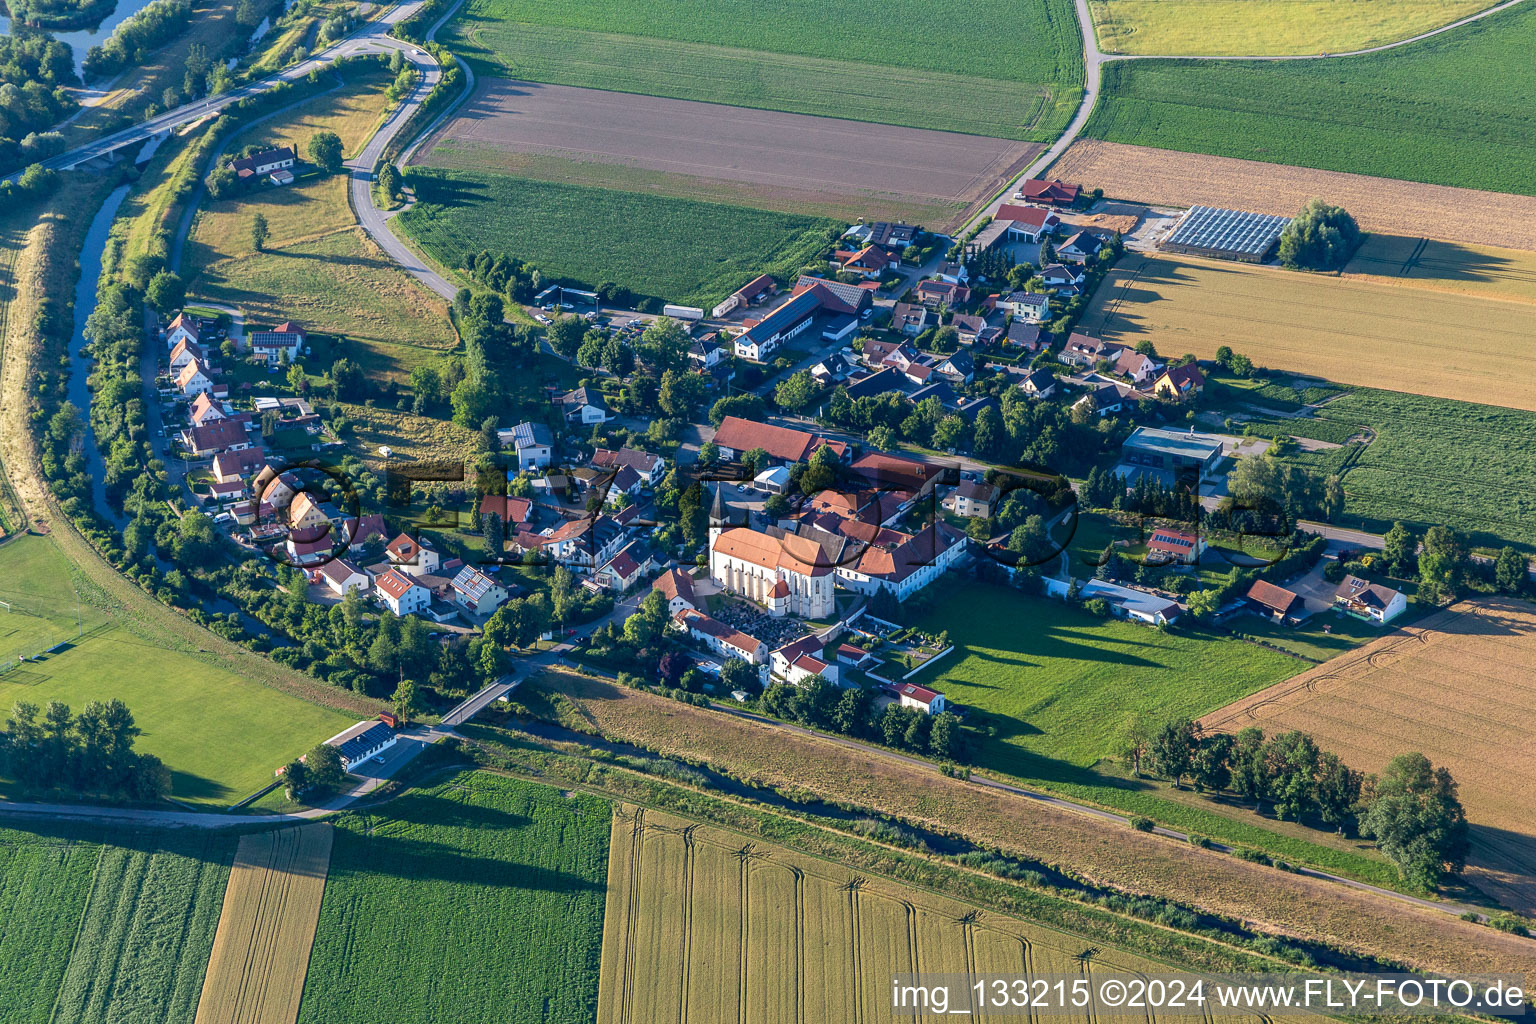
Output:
[[1202, 598, 1536, 913], [195, 825, 335, 1024], [1344, 234, 1536, 304], [1080, 253, 1536, 412], [597, 805, 1267, 1024], [1088, 0, 1493, 56]]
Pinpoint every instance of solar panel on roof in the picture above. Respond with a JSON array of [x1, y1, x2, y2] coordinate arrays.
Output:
[[1163, 205, 1290, 259]]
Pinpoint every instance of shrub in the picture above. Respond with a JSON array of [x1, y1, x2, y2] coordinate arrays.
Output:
[[1129, 816, 1155, 832]]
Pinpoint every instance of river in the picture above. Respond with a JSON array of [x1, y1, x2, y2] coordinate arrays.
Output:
[[0, 0, 162, 78], [67, 181, 129, 525]]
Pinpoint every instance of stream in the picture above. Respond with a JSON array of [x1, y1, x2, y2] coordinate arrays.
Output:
[[0, 0, 162, 78]]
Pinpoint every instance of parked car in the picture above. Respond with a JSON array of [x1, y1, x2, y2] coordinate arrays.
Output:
[[534, 313, 552, 325]]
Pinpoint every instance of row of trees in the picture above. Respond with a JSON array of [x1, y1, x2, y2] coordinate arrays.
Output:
[[0, 35, 78, 174], [1125, 718, 1468, 887], [1, 699, 169, 800], [759, 677, 966, 762]]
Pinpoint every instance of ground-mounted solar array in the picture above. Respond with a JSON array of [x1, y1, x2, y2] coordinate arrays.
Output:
[[1160, 205, 1291, 262]]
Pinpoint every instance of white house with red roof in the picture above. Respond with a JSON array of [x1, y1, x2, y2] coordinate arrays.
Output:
[[176, 358, 214, 397], [675, 608, 767, 665], [375, 567, 430, 617], [188, 393, 227, 427], [249, 322, 306, 365], [169, 337, 205, 373], [386, 533, 440, 576], [770, 634, 840, 686], [165, 312, 200, 349], [894, 681, 947, 715], [652, 568, 698, 616], [1145, 526, 1204, 565], [318, 558, 369, 597]]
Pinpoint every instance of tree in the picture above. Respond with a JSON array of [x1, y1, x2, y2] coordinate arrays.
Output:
[[829, 686, 871, 736], [1119, 714, 1154, 776], [250, 211, 268, 252], [304, 742, 347, 791], [774, 370, 819, 412], [659, 368, 706, 417], [1264, 730, 1320, 821], [548, 314, 585, 358], [1278, 199, 1362, 271], [1494, 546, 1527, 594], [145, 271, 185, 314], [1314, 751, 1362, 829], [377, 163, 401, 202], [1321, 474, 1345, 521], [391, 679, 422, 725], [409, 364, 443, 407], [286, 362, 307, 394], [1382, 521, 1416, 575], [1417, 525, 1466, 604], [1231, 726, 1269, 806], [929, 710, 963, 760], [1148, 718, 1197, 787], [1190, 732, 1233, 794], [283, 757, 308, 798], [1359, 753, 1470, 888], [309, 129, 343, 174]]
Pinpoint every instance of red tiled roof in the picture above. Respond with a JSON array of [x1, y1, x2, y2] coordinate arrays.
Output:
[[375, 568, 421, 600]]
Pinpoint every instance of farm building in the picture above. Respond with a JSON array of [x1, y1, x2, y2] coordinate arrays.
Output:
[[1078, 579, 1181, 625], [1246, 580, 1305, 625], [1160, 205, 1290, 263], [324, 719, 398, 769]]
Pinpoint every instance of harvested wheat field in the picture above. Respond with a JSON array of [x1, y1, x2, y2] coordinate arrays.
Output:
[[415, 80, 1041, 232], [1344, 234, 1536, 305], [544, 670, 1536, 976], [1080, 252, 1536, 412], [599, 804, 1265, 1024], [1201, 598, 1536, 913], [195, 825, 334, 1024], [1051, 140, 1536, 252]]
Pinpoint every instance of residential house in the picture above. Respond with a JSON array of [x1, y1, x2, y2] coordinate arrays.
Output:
[[866, 222, 917, 250], [181, 418, 250, 457], [188, 393, 227, 427], [838, 245, 896, 279], [1145, 527, 1205, 565], [770, 634, 839, 686], [861, 339, 917, 370], [231, 146, 296, 180], [914, 278, 969, 308], [594, 544, 651, 593], [605, 464, 644, 507], [176, 358, 214, 398], [164, 312, 200, 349], [592, 446, 666, 486], [386, 533, 440, 576], [450, 565, 509, 616], [1039, 264, 1085, 294], [1019, 368, 1058, 399], [952, 479, 998, 518], [1001, 291, 1050, 322], [836, 644, 875, 669], [1005, 321, 1048, 353], [810, 352, 851, 386], [1112, 349, 1162, 384], [675, 608, 767, 664], [1057, 231, 1104, 263], [653, 567, 698, 616], [503, 421, 553, 471], [1059, 332, 1116, 368], [318, 558, 369, 597], [375, 567, 431, 617], [711, 416, 846, 465], [558, 387, 609, 425], [286, 491, 331, 539], [478, 493, 532, 530], [1246, 580, 1305, 625], [950, 313, 988, 345], [931, 350, 974, 384], [169, 338, 205, 374], [935, 262, 968, 285], [1334, 575, 1407, 624], [1152, 364, 1206, 403], [889, 302, 927, 337], [687, 335, 723, 368], [1014, 178, 1080, 207], [249, 322, 305, 365], [893, 682, 948, 715], [1073, 382, 1132, 418], [211, 447, 267, 484]]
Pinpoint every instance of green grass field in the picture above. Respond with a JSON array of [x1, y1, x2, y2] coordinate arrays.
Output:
[[0, 826, 235, 1024], [1234, 388, 1536, 550], [397, 169, 841, 307], [0, 536, 356, 805], [51, 837, 232, 1024], [915, 581, 1298, 773], [446, 0, 1083, 140], [1083, 2, 1536, 196], [0, 832, 98, 1024], [297, 771, 610, 1024]]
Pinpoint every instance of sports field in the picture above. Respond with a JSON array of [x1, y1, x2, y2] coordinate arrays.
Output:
[[415, 80, 1041, 231], [1049, 139, 1536, 252], [1080, 253, 1536, 412], [196, 826, 333, 1024], [912, 581, 1297, 775], [1088, 0, 1494, 55], [296, 772, 609, 1024], [397, 169, 840, 308], [0, 827, 235, 1024], [1082, 2, 1536, 196], [1202, 598, 1536, 912], [600, 804, 1268, 1024], [445, 0, 1083, 140]]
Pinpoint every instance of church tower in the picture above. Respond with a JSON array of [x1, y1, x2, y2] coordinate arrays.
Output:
[[707, 481, 726, 551]]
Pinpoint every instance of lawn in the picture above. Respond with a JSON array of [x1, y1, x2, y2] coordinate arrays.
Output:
[[191, 228, 457, 378], [0, 534, 110, 659], [0, 825, 236, 1024], [1082, 2, 1536, 196], [913, 581, 1298, 774], [1079, 253, 1536, 412], [1088, 0, 1493, 56], [397, 169, 841, 308], [1229, 608, 1401, 662], [296, 771, 610, 1024], [445, 0, 1082, 140]]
